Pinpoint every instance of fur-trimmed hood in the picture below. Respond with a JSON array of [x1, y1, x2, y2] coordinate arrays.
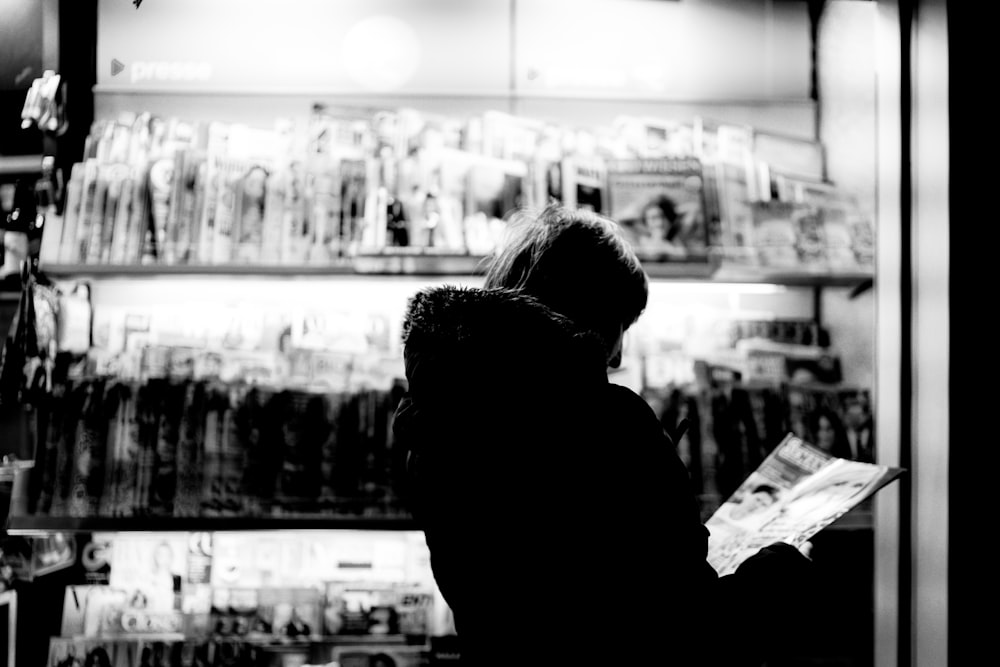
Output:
[[399, 285, 608, 406], [401, 285, 604, 352]]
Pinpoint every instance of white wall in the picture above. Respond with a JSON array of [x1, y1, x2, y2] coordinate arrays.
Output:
[[94, 0, 817, 137]]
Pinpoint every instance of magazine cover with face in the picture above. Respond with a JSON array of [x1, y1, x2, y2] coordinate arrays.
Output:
[[606, 157, 710, 263]]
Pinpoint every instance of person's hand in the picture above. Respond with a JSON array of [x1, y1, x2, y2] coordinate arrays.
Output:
[[798, 540, 814, 560]]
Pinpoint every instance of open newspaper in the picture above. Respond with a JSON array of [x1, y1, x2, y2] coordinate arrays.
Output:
[[706, 433, 903, 576]]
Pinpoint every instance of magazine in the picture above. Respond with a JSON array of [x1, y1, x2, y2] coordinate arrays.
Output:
[[749, 200, 800, 269], [606, 157, 708, 261], [560, 153, 606, 214], [752, 130, 826, 183], [777, 177, 874, 272], [612, 115, 694, 158], [706, 433, 902, 576]]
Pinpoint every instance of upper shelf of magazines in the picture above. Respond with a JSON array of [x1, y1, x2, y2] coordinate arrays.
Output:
[[34, 106, 874, 287]]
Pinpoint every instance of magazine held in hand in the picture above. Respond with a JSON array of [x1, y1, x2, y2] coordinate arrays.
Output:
[[706, 433, 903, 576]]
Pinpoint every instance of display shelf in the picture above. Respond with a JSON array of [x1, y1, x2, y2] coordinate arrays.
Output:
[[38, 254, 489, 277], [201, 635, 412, 648], [641, 260, 719, 280], [351, 253, 488, 275], [92, 84, 815, 107], [4, 515, 419, 535], [38, 259, 872, 286], [712, 265, 873, 288], [39, 263, 357, 277]]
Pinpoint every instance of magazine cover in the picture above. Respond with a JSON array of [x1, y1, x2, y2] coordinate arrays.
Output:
[[716, 160, 758, 266], [338, 157, 368, 257], [560, 153, 605, 213], [106, 167, 135, 265], [692, 117, 721, 162], [111, 383, 139, 517], [108, 533, 187, 613], [257, 587, 323, 639], [327, 645, 428, 667], [257, 165, 285, 266], [780, 177, 874, 272], [529, 125, 565, 210], [606, 157, 709, 262], [67, 379, 107, 518], [415, 149, 471, 254], [752, 130, 826, 183], [122, 166, 150, 265], [172, 148, 207, 265], [47, 637, 121, 667], [233, 164, 270, 264], [91, 164, 127, 264], [749, 201, 800, 269], [85, 164, 113, 264], [464, 155, 526, 255], [195, 122, 231, 264], [173, 381, 206, 518], [280, 161, 311, 264], [322, 581, 401, 636], [209, 158, 249, 265], [96, 383, 125, 517], [55, 163, 84, 263], [480, 110, 543, 162], [706, 433, 902, 576], [69, 159, 100, 264]]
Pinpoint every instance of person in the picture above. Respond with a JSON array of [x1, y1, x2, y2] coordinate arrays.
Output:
[[728, 482, 781, 521], [142, 540, 182, 613], [626, 194, 688, 258], [842, 391, 875, 462], [807, 406, 853, 460], [83, 647, 112, 667], [391, 204, 813, 666]]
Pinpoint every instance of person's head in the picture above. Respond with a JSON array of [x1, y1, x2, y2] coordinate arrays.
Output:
[[84, 647, 111, 667], [153, 541, 173, 571], [730, 483, 780, 520], [641, 195, 678, 239], [483, 204, 649, 367], [809, 407, 847, 455], [842, 393, 871, 430]]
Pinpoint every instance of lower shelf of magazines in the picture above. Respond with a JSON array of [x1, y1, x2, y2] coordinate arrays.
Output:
[[38, 258, 871, 286], [4, 514, 419, 535]]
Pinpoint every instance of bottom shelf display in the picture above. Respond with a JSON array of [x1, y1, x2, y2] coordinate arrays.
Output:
[[5, 530, 457, 667], [45, 636, 437, 667]]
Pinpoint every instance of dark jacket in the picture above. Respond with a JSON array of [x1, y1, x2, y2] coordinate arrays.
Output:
[[392, 286, 813, 666]]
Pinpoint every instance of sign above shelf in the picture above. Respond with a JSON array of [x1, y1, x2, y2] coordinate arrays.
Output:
[[96, 0, 810, 103]]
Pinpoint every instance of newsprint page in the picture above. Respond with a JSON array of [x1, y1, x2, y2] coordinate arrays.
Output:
[[706, 434, 903, 576]]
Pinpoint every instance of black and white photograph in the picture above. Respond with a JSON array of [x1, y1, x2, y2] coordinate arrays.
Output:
[[0, 1, 971, 666]]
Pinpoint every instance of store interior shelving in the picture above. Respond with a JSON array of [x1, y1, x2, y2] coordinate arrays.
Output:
[[4, 515, 418, 535], [37, 262, 872, 285], [3, 504, 873, 536], [0, 4, 890, 666]]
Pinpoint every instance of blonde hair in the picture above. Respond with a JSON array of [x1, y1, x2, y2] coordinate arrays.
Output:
[[483, 204, 648, 349]]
